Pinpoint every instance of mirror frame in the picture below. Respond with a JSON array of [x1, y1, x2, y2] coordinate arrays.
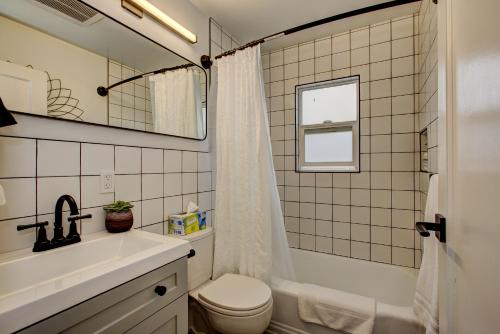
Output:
[[9, 0, 208, 141]]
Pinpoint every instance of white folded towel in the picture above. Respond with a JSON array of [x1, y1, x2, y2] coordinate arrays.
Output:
[[298, 283, 376, 334], [414, 174, 439, 334]]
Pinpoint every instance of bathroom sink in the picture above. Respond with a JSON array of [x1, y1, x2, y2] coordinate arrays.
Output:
[[0, 230, 190, 333]]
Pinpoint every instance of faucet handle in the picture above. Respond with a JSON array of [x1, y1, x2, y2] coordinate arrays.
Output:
[[68, 214, 92, 222], [66, 214, 92, 240], [16, 221, 51, 252], [17, 221, 49, 231]]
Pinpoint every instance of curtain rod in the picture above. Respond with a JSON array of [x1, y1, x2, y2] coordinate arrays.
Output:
[[97, 63, 196, 97], [200, 0, 420, 69]]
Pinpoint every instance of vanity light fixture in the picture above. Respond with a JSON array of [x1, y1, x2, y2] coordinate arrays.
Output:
[[122, 0, 197, 43]]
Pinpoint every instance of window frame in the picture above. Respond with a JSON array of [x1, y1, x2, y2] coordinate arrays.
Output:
[[295, 75, 361, 173]]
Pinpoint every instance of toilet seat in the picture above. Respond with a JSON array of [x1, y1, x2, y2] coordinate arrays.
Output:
[[197, 273, 273, 317]]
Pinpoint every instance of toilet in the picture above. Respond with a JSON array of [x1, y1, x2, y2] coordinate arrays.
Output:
[[174, 227, 273, 334]]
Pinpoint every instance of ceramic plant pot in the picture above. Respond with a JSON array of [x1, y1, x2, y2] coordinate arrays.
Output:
[[105, 210, 133, 233]]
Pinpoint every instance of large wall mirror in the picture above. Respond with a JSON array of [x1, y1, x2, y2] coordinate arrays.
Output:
[[0, 0, 207, 140]]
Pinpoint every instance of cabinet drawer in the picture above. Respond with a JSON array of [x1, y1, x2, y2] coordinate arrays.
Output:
[[126, 294, 187, 334], [19, 257, 187, 334]]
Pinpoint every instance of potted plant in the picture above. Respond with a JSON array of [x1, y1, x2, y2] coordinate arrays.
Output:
[[103, 201, 134, 233]]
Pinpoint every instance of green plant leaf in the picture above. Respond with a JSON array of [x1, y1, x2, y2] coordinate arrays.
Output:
[[103, 200, 134, 212]]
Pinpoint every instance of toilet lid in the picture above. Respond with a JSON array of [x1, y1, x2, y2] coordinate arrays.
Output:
[[198, 273, 272, 312]]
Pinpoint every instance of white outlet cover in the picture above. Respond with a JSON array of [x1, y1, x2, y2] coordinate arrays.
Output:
[[100, 171, 115, 193]]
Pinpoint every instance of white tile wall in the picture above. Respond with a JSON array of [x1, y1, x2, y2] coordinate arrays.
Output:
[[0, 137, 212, 254], [417, 1, 438, 186], [108, 60, 153, 131], [263, 13, 421, 268], [210, 18, 241, 58]]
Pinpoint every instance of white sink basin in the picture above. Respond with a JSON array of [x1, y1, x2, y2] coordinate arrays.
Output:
[[0, 230, 190, 333]]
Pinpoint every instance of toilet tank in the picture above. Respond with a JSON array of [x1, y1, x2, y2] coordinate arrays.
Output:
[[172, 227, 214, 291]]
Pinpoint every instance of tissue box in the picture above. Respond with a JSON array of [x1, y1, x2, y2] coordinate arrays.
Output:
[[168, 212, 199, 236], [168, 210, 207, 236]]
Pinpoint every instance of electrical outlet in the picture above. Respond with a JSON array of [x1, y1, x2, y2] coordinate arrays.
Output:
[[100, 171, 115, 193]]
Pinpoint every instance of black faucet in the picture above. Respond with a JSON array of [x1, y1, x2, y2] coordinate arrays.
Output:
[[17, 194, 92, 252], [53, 194, 80, 242]]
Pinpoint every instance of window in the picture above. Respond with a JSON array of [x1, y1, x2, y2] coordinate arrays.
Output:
[[296, 76, 360, 172]]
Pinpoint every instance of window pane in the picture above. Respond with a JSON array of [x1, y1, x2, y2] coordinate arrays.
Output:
[[304, 130, 353, 163], [301, 82, 357, 125]]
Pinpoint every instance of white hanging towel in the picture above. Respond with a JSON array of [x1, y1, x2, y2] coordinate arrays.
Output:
[[414, 174, 439, 334], [298, 283, 376, 334], [0, 183, 5, 206]]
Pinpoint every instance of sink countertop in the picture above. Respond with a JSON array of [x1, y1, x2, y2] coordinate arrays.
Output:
[[0, 230, 190, 333]]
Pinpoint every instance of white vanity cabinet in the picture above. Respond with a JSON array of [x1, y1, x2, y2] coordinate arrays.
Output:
[[17, 257, 188, 334]]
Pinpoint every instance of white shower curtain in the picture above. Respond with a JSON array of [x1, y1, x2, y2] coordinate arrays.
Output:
[[149, 68, 203, 138], [213, 45, 295, 283]]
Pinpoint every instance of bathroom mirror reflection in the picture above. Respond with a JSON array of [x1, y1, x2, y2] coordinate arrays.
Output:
[[0, 0, 207, 139]]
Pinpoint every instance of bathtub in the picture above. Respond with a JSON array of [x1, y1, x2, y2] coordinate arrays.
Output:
[[268, 249, 424, 334]]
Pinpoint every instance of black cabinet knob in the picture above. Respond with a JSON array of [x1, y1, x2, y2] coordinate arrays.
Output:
[[154, 285, 167, 296]]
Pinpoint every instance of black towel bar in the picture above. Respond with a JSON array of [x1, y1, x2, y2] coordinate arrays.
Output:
[[416, 213, 446, 243]]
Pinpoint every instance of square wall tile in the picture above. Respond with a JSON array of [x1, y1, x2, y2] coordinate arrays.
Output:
[[0, 217, 37, 253], [333, 205, 350, 223], [164, 150, 182, 173], [115, 174, 141, 202], [81, 144, 114, 175], [316, 204, 332, 220], [351, 241, 370, 260], [392, 247, 414, 267], [198, 191, 212, 211], [333, 238, 350, 256], [142, 198, 163, 226], [0, 178, 36, 220], [316, 220, 333, 237], [351, 206, 370, 225], [198, 172, 211, 192], [352, 224, 370, 242], [0, 137, 36, 178], [164, 173, 182, 196], [370, 23, 390, 44], [332, 33, 350, 53], [299, 234, 315, 251], [300, 187, 315, 203], [372, 226, 391, 245], [142, 148, 163, 173], [300, 203, 315, 219], [182, 152, 197, 172], [115, 146, 141, 174], [142, 174, 163, 199], [38, 140, 80, 177], [351, 28, 369, 49], [371, 244, 391, 263], [182, 173, 197, 194], [316, 236, 333, 253], [37, 177, 80, 215]]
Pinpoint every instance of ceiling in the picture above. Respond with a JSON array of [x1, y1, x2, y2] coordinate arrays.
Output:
[[190, 0, 420, 46]]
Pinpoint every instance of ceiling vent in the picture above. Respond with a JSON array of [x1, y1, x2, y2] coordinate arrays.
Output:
[[33, 0, 103, 25]]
